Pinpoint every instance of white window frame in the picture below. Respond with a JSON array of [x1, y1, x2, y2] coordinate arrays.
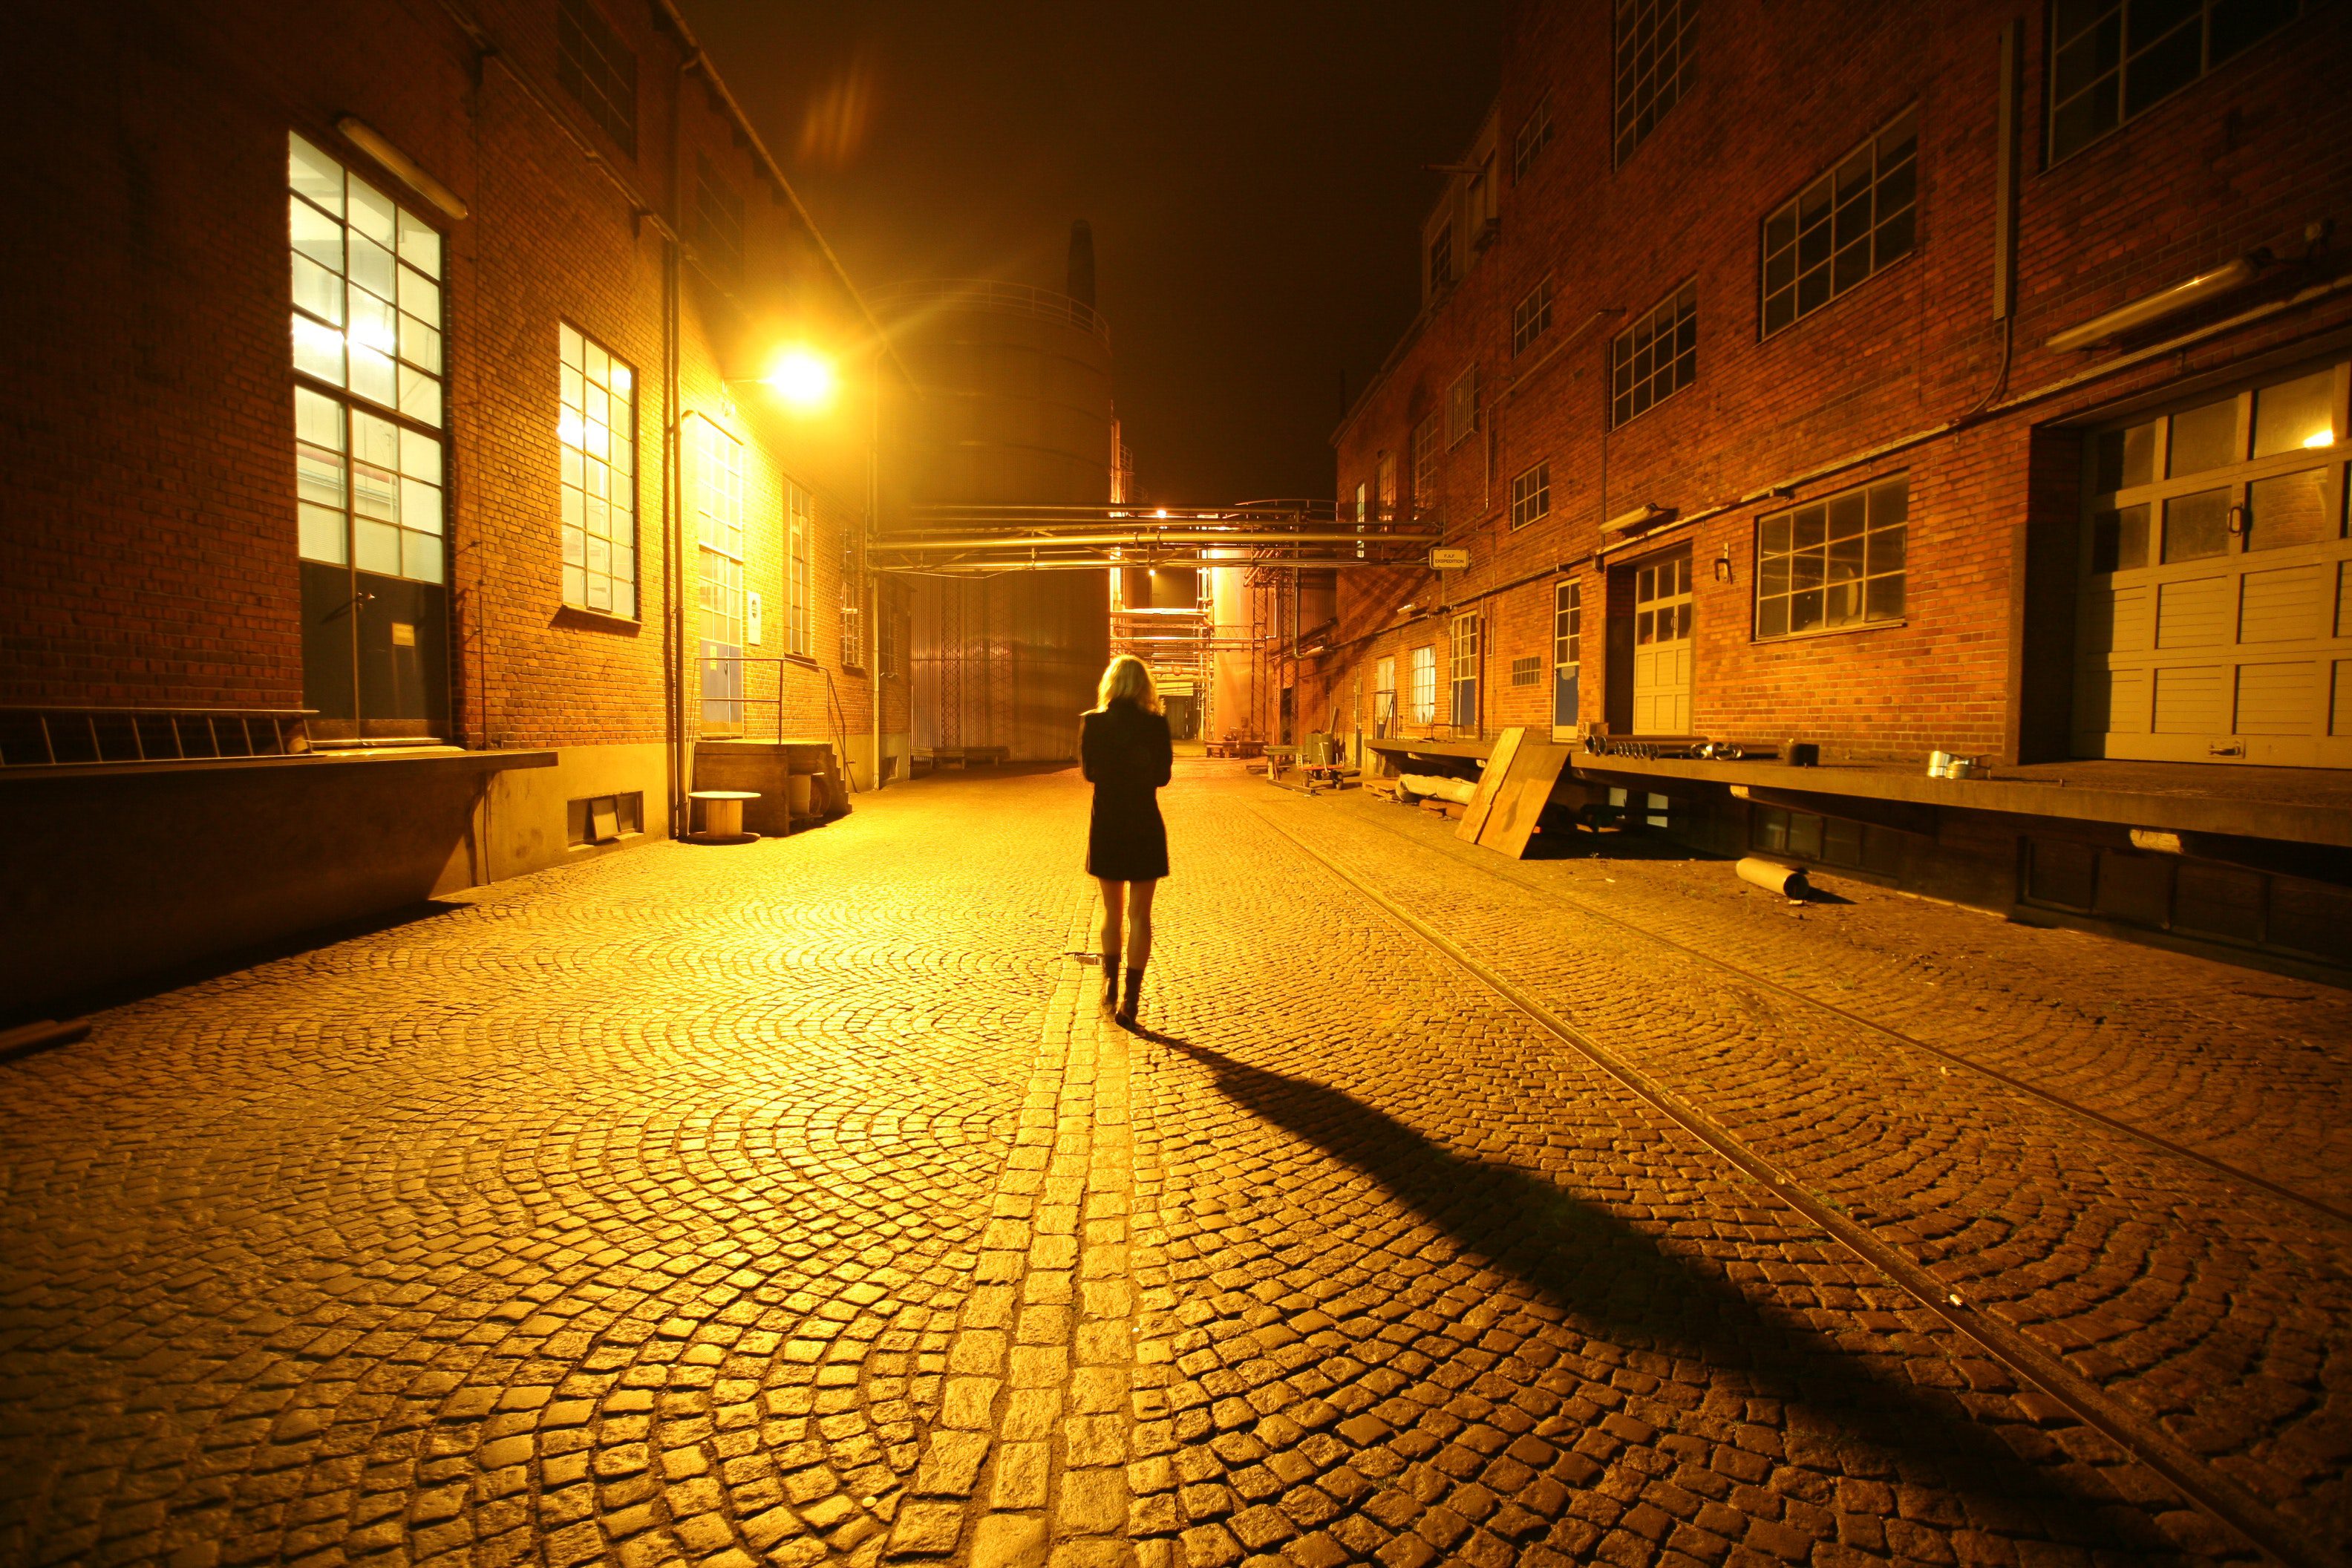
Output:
[[1760, 109, 1918, 340], [1408, 645, 1437, 725], [1449, 612, 1481, 730], [1446, 366, 1479, 448], [1374, 654, 1398, 735], [1509, 463, 1551, 530], [1614, 0, 1696, 166], [1611, 281, 1697, 428], [558, 322, 638, 617], [1512, 277, 1552, 357], [1412, 414, 1442, 514], [788, 481, 813, 656], [1754, 474, 1909, 641]]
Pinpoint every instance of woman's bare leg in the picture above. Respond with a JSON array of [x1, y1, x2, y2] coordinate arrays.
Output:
[[1124, 879, 1158, 973], [1095, 878, 1126, 960]]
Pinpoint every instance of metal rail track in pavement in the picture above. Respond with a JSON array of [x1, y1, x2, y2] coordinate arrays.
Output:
[[1247, 803, 2336, 1568], [1336, 796, 2352, 1229]]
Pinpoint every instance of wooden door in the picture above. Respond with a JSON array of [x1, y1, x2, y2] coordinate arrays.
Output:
[[1632, 550, 1693, 734]]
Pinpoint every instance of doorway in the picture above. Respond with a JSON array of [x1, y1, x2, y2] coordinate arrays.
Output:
[[1632, 548, 1693, 734]]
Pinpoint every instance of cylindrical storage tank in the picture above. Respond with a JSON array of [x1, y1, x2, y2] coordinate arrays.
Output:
[[875, 281, 1114, 762]]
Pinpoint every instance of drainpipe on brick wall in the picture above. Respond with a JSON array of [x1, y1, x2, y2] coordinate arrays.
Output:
[[870, 343, 884, 792], [667, 52, 699, 837]]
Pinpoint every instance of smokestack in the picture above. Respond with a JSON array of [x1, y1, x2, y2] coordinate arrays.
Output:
[[1067, 219, 1096, 310]]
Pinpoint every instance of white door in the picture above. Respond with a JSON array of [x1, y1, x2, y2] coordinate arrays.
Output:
[[2075, 361, 2352, 766], [1633, 552, 1693, 734]]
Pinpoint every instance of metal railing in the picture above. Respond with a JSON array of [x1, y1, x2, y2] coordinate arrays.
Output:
[[697, 659, 856, 773], [0, 705, 317, 769], [866, 278, 1111, 347]]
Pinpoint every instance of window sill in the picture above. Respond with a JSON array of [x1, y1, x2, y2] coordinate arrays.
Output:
[[555, 604, 642, 634], [1752, 617, 1907, 646]]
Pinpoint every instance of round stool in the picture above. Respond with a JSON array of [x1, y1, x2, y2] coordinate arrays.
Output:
[[687, 789, 761, 843]]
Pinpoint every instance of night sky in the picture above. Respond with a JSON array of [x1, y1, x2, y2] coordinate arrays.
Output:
[[672, 1, 1509, 506]]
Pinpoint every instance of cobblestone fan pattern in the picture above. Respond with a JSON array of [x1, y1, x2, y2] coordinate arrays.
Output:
[[0, 777, 1089, 1567], [2, 759, 2342, 1566], [1244, 779, 2352, 1549]]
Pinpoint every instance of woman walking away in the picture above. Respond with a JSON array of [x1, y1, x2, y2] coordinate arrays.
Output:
[[1082, 654, 1173, 1028]]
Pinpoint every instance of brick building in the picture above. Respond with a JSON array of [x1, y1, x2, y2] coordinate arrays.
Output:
[[1310, 0, 2352, 976], [1, 0, 912, 1010]]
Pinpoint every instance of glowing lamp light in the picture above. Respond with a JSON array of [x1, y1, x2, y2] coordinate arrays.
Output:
[[762, 347, 837, 413], [2304, 430, 2337, 450]]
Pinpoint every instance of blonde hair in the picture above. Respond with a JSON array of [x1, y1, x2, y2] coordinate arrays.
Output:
[[1096, 654, 1162, 714]]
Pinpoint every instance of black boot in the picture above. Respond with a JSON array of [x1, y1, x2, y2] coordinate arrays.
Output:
[[1099, 954, 1120, 1010], [1117, 965, 1143, 1027]]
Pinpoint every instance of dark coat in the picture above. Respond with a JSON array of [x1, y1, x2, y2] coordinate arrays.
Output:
[[1081, 700, 1173, 881]]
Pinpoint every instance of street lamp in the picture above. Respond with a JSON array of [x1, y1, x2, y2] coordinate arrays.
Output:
[[760, 345, 838, 414]]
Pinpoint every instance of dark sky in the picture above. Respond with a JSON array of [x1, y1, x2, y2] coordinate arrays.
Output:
[[672, 1, 1509, 504]]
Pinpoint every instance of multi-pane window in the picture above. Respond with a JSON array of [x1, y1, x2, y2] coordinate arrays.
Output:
[[1762, 109, 1917, 338], [1513, 95, 1552, 183], [558, 324, 636, 616], [1412, 414, 1442, 512], [692, 417, 745, 725], [1428, 223, 1455, 294], [840, 601, 863, 670], [1512, 277, 1552, 356], [2051, 0, 2302, 164], [557, 0, 638, 155], [693, 155, 745, 283], [1376, 452, 1396, 520], [1446, 367, 1478, 448], [1756, 474, 1909, 639], [1509, 463, 1551, 529], [1554, 580, 1582, 671], [1611, 282, 1697, 426], [288, 134, 444, 583], [1408, 645, 1437, 725], [1449, 612, 1481, 729], [788, 483, 814, 656], [1614, 0, 1696, 166], [1374, 655, 1398, 733]]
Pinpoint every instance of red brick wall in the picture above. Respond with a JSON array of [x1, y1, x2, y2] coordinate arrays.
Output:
[[1324, 0, 2352, 765]]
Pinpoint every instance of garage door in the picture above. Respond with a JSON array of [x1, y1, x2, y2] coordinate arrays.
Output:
[[2074, 359, 2352, 767]]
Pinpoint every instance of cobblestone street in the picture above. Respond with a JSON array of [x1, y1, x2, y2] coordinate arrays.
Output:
[[5, 760, 2350, 1568]]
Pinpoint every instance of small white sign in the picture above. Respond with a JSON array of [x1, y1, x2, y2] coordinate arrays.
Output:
[[747, 591, 764, 646], [1429, 547, 1470, 571]]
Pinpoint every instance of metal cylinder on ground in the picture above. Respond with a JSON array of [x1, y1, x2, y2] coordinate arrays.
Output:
[[1735, 856, 1811, 898]]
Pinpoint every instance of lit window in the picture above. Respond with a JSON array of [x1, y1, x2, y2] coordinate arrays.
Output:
[[1616, 0, 1696, 166], [558, 0, 638, 155], [1610, 282, 1697, 427], [1755, 474, 1908, 639], [789, 483, 814, 656], [1512, 277, 1552, 356], [288, 133, 444, 584], [1513, 95, 1552, 183], [1446, 366, 1479, 448], [2051, 1, 2303, 164], [1509, 463, 1551, 529], [692, 417, 745, 728], [1408, 645, 1438, 725], [1762, 109, 1916, 338], [558, 323, 637, 616]]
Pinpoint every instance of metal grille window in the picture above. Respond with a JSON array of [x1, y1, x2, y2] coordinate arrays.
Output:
[[1449, 612, 1481, 729], [1509, 463, 1551, 529], [1514, 95, 1552, 183], [1756, 474, 1908, 639], [1510, 656, 1542, 686], [1412, 414, 1442, 512], [2051, 0, 2302, 163], [788, 483, 813, 656], [557, 0, 638, 155], [1512, 277, 1552, 356], [1610, 282, 1696, 426], [289, 134, 444, 583], [1762, 109, 1917, 338], [1446, 366, 1478, 448], [558, 324, 636, 616], [1408, 645, 1437, 725], [1615, 0, 1696, 166], [692, 154, 745, 282]]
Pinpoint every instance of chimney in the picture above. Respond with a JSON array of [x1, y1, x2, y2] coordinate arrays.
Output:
[[1067, 220, 1096, 310]]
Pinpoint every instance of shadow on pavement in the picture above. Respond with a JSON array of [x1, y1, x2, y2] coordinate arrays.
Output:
[[1157, 1037, 2171, 1549]]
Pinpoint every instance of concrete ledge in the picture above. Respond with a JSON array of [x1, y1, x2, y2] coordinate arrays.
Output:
[[1, 748, 553, 1015]]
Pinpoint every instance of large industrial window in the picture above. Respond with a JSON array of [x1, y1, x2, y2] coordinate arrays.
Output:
[[1762, 108, 1917, 338], [2050, 1, 2302, 164], [1376, 452, 1396, 520], [558, 323, 636, 616], [692, 417, 745, 727], [1447, 367, 1479, 448], [1611, 282, 1696, 427], [1374, 655, 1397, 734], [1427, 222, 1455, 294], [1412, 414, 1443, 513], [1615, 0, 1696, 166], [1512, 277, 1552, 357], [1449, 612, 1480, 729], [1555, 580, 1583, 679], [1756, 474, 1908, 640], [693, 154, 745, 283], [1408, 645, 1437, 725], [1513, 95, 1552, 183], [788, 483, 814, 656], [289, 134, 445, 584], [557, 0, 638, 155], [1509, 463, 1551, 529]]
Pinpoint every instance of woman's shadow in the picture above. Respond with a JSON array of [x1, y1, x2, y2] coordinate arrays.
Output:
[[1137, 1030, 2178, 1553]]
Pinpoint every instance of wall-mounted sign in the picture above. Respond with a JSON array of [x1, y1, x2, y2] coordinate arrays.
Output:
[[1429, 547, 1470, 571]]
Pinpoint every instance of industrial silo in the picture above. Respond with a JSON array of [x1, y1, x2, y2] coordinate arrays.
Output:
[[873, 246, 1114, 763]]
